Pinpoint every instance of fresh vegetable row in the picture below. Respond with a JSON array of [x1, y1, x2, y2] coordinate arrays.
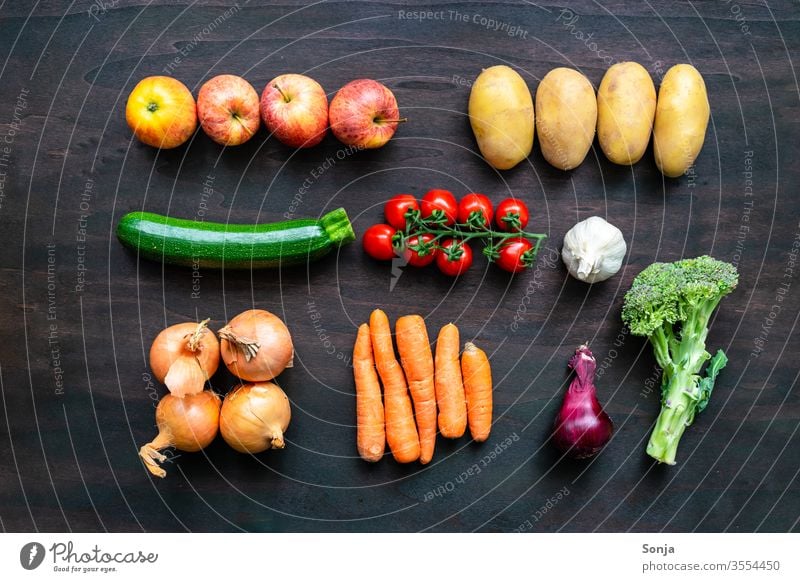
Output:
[[363, 190, 546, 275], [116, 200, 627, 286], [469, 62, 709, 177], [140, 310, 295, 477], [116, 208, 355, 269], [126, 74, 403, 151], [349, 260, 736, 467], [354, 310, 492, 464], [127, 60, 709, 179]]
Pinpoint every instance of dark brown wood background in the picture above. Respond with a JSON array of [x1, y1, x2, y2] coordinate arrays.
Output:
[[0, 0, 798, 532]]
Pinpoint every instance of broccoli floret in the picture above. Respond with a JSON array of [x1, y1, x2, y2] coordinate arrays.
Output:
[[622, 256, 738, 465]]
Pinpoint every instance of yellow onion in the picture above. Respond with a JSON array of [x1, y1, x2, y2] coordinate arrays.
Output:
[[220, 382, 291, 453], [218, 309, 293, 382], [149, 319, 219, 397], [139, 390, 221, 478]]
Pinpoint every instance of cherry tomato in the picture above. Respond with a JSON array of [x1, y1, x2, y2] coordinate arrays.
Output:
[[421, 189, 457, 226], [457, 193, 493, 228], [362, 224, 398, 261], [403, 233, 437, 267], [436, 239, 473, 277], [384, 194, 419, 230], [495, 198, 530, 232], [495, 238, 535, 273]]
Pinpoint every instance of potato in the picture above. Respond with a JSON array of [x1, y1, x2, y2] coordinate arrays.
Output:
[[653, 64, 710, 178], [469, 65, 534, 170], [535, 68, 597, 170], [597, 62, 656, 165]]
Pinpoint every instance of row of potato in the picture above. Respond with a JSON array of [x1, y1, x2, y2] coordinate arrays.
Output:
[[468, 62, 710, 177]]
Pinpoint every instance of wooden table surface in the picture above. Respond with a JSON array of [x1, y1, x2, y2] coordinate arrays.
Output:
[[0, 0, 798, 532]]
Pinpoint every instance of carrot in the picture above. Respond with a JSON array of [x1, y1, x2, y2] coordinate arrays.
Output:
[[434, 323, 467, 438], [461, 342, 493, 442], [353, 323, 385, 462], [369, 309, 420, 463], [396, 315, 437, 464]]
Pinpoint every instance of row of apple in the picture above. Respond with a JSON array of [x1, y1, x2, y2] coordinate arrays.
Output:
[[125, 74, 404, 150]]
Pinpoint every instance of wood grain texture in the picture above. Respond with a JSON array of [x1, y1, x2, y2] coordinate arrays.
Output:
[[0, 0, 798, 532]]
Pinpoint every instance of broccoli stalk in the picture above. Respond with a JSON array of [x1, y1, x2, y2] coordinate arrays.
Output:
[[622, 256, 738, 465]]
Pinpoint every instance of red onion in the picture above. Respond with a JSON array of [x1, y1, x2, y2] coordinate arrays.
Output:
[[552, 344, 613, 459]]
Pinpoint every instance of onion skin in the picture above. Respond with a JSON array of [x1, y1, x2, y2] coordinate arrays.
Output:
[[156, 391, 221, 451], [219, 309, 294, 382], [149, 320, 219, 397], [139, 390, 221, 478], [220, 382, 291, 453], [552, 345, 613, 459]]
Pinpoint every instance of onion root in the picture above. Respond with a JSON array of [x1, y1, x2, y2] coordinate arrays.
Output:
[[139, 432, 173, 478], [139, 391, 221, 478]]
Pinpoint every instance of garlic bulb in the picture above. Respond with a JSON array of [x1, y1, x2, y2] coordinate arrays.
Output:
[[561, 216, 626, 283]]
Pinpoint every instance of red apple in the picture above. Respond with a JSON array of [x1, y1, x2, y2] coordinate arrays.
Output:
[[328, 79, 404, 149], [197, 74, 260, 146], [260, 74, 329, 148], [126, 76, 197, 149]]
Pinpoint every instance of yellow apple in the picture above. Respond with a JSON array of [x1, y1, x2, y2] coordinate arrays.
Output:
[[125, 76, 197, 149]]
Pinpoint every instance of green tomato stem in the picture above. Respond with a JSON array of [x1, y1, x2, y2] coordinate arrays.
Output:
[[403, 224, 546, 241], [397, 209, 547, 268]]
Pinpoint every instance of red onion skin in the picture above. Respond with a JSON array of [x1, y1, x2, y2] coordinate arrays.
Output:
[[552, 345, 613, 459]]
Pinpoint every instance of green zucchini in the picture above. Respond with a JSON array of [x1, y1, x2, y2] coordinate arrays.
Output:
[[116, 207, 355, 269]]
